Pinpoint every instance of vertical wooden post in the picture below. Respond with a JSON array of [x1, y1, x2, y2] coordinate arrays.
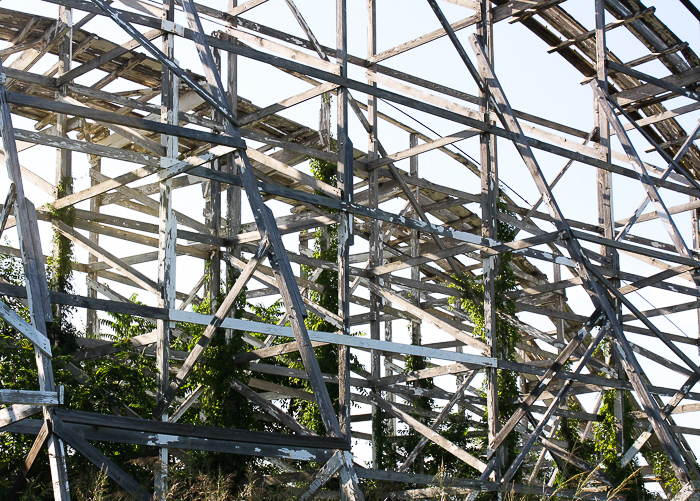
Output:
[[0, 57, 70, 501], [409, 133, 420, 345], [693, 197, 700, 356], [367, 0, 383, 469], [55, 5, 72, 195], [208, 47, 223, 309], [85, 140, 101, 337], [225, 1, 241, 345], [384, 318, 395, 437], [553, 263, 565, 342], [155, 0, 178, 495], [54, 5, 72, 333], [478, 0, 500, 478], [409, 132, 424, 472], [337, 0, 351, 444], [595, 0, 623, 454]]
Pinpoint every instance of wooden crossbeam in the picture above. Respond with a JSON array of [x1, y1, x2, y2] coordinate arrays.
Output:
[[0, 389, 62, 406], [298, 451, 344, 501], [51, 416, 152, 500], [53, 219, 160, 294], [487, 309, 603, 455], [607, 60, 700, 102], [547, 8, 655, 54], [0, 404, 42, 427]]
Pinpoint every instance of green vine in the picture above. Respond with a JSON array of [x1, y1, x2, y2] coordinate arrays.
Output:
[[290, 157, 340, 435], [449, 201, 521, 481], [47, 176, 77, 349]]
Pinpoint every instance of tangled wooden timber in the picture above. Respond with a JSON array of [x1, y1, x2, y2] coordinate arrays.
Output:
[[2, 0, 700, 499]]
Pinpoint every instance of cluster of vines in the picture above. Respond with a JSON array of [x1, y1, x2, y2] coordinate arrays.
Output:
[[450, 203, 521, 484]]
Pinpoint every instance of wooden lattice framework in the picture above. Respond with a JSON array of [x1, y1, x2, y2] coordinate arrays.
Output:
[[2, 0, 700, 499]]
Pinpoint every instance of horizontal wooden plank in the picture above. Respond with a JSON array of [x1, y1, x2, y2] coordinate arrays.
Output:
[[0, 389, 62, 406], [54, 408, 349, 450], [14, 128, 159, 165], [4, 417, 336, 462], [7, 91, 246, 149]]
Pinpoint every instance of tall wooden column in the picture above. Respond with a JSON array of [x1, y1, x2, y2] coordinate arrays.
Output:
[[155, 0, 178, 495], [693, 197, 700, 356], [86, 150, 101, 337], [55, 5, 72, 193], [409, 132, 421, 364], [0, 57, 71, 500], [595, 0, 624, 454], [367, 0, 383, 469], [207, 48, 223, 308], [336, 0, 352, 450], [478, 0, 500, 477], [54, 5, 72, 330], [226, 0, 241, 288]]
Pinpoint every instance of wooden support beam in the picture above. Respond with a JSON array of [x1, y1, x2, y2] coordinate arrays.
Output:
[[6, 92, 245, 149], [229, 376, 315, 435], [240, 81, 338, 126], [298, 451, 343, 501], [621, 373, 700, 467], [0, 404, 42, 427], [365, 279, 488, 352], [228, 0, 269, 16], [547, 8, 654, 54], [0, 389, 62, 406], [155, 8, 178, 494], [51, 416, 152, 500], [607, 60, 700, 102], [398, 372, 477, 472], [0, 182, 16, 239], [7, 420, 50, 501], [0, 293, 52, 356], [593, 82, 700, 280], [488, 309, 603, 455]]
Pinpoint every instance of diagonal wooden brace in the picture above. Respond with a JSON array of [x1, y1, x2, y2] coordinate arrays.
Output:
[[0, 182, 16, 239], [7, 420, 50, 501], [154, 237, 270, 417], [52, 416, 152, 500], [298, 450, 344, 501]]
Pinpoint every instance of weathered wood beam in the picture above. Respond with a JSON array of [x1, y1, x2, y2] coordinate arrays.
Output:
[[297, 451, 343, 501], [0, 287, 52, 356], [228, 0, 269, 16], [7, 420, 50, 501], [51, 416, 153, 500], [0, 389, 62, 406], [0, 182, 16, 239], [7, 91, 245, 148], [547, 8, 654, 54], [0, 404, 42, 427]]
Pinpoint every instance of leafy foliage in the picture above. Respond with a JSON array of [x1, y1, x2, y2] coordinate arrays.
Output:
[[449, 202, 521, 483], [171, 291, 268, 480], [290, 157, 340, 435]]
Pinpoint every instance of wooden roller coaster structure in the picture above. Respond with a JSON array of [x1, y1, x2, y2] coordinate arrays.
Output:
[[2, 0, 700, 499]]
